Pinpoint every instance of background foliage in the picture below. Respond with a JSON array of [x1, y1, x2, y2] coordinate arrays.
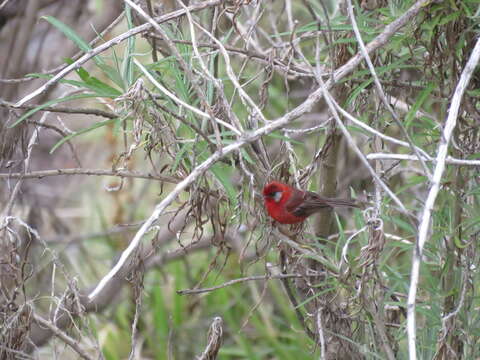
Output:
[[0, 0, 479, 359]]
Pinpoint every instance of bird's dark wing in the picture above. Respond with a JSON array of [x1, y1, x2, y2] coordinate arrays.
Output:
[[288, 191, 358, 218], [284, 188, 306, 215]]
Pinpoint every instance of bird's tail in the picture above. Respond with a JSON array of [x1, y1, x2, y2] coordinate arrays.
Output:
[[325, 198, 360, 208]]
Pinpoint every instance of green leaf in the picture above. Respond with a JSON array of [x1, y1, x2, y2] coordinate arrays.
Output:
[[43, 16, 126, 89], [240, 149, 255, 164], [81, 75, 122, 97], [266, 131, 303, 145], [171, 143, 192, 172], [43, 16, 91, 53], [62, 58, 121, 96], [438, 10, 460, 25], [150, 283, 169, 350], [396, 175, 428, 194], [346, 124, 373, 137], [50, 117, 118, 153], [467, 152, 480, 160], [22, 72, 114, 93], [43, 15, 106, 67], [467, 88, 480, 97], [405, 83, 435, 127], [210, 162, 238, 207], [391, 216, 416, 234], [96, 63, 125, 90], [10, 94, 100, 127], [345, 78, 373, 106], [453, 235, 469, 249], [121, 4, 135, 88], [295, 286, 335, 308], [345, 61, 417, 106]]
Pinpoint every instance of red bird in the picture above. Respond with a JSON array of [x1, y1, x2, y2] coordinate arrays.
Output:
[[263, 181, 359, 224]]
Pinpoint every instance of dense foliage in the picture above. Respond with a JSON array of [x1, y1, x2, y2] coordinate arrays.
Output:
[[0, 0, 479, 359]]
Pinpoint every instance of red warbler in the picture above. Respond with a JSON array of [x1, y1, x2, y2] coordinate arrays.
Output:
[[263, 181, 359, 224]]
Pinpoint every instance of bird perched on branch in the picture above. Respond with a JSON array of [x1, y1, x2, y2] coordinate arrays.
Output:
[[263, 181, 359, 224]]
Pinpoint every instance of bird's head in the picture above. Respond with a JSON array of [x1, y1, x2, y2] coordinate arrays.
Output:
[[263, 181, 284, 203]]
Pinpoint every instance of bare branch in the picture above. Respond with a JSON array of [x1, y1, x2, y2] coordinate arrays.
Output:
[[33, 313, 95, 360], [1, 112, 48, 218], [0, 168, 180, 183], [177, 273, 306, 295], [366, 153, 480, 166], [0, 99, 118, 119], [407, 36, 480, 360]]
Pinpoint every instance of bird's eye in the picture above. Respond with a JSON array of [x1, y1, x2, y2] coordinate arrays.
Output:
[[272, 191, 282, 202]]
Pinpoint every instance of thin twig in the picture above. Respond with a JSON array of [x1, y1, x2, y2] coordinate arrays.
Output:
[[367, 153, 480, 166], [278, 248, 317, 342], [279, 236, 338, 274], [33, 314, 95, 360], [0, 99, 118, 119], [1, 112, 47, 219], [146, 34, 310, 77], [177, 274, 305, 295], [147, 91, 215, 147], [30, 208, 195, 348], [128, 269, 144, 360], [407, 36, 480, 360], [316, 309, 326, 360], [193, 16, 267, 124], [181, 1, 237, 146], [333, 102, 431, 159], [27, 120, 82, 167], [145, 0, 159, 62], [331, 0, 431, 83], [0, 168, 180, 183], [370, 303, 396, 360], [0, 345, 33, 360]]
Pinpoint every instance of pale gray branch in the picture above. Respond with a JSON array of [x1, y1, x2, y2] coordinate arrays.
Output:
[[0, 168, 180, 183], [406, 36, 480, 360], [366, 153, 480, 166]]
